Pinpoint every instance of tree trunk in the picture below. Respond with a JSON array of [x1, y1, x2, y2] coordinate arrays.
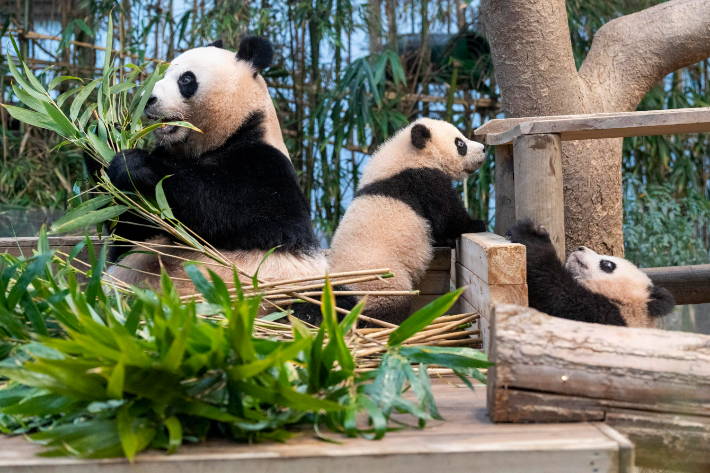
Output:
[[367, 0, 382, 54], [480, 0, 710, 256]]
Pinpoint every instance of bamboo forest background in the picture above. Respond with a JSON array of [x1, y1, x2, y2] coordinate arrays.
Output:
[[0, 0, 709, 270]]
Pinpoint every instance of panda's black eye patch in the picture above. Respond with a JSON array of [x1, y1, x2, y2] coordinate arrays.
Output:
[[178, 71, 198, 98], [600, 260, 616, 273], [455, 138, 467, 156]]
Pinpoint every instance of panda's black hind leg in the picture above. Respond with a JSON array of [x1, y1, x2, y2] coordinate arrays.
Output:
[[288, 286, 358, 326]]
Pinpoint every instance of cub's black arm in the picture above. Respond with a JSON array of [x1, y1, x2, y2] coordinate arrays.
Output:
[[507, 220, 626, 326]]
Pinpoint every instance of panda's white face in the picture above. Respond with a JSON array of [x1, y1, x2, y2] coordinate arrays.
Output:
[[566, 246, 653, 304], [422, 118, 486, 179], [146, 47, 248, 148], [143, 40, 288, 158]]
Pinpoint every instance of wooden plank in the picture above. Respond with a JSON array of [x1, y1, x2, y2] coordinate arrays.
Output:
[[0, 377, 632, 473], [494, 144, 516, 236], [0, 236, 102, 248], [456, 233, 526, 285], [415, 271, 450, 295], [513, 134, 565, 261], [482, 108, 710, 146], [428, 248, 453, 271], [642, 264, 710, 305], [455, 263, 527, 322]]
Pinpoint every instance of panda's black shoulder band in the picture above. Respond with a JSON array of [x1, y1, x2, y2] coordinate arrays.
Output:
[[237, 36, 274, 70], [207, 39, 223, 49]]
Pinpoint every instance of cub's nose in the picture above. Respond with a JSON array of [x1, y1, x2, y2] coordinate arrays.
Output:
[[146, 95, 157, 107], [577, 246, 586, 252]]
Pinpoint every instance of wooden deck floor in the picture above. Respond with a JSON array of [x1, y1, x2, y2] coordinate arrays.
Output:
[[1, 377, 632, 473]]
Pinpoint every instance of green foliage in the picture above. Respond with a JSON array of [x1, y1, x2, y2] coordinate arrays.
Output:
[[624, 175, 710, 268], [0, 236, 490, 459], [3, 20, 197, 167]]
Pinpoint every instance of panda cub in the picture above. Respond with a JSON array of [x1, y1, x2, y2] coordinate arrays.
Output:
[[328, 118, 487, 325], [99, 37, 328, 297], [507, 220, 675, 327]]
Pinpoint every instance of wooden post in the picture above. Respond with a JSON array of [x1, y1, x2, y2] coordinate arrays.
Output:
[[493, 144, 515, 236], [512, 134, 565, 260]]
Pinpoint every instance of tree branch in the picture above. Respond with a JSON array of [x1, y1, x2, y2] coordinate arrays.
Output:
[[579, 0, 710, 112]]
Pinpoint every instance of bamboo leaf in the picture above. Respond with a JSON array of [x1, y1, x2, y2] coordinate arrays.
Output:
[[49, 206, 127, 234], [387, 288, 464, 347], [48, 76, 83, 91], [42, 102, 78, 138], [70, 79, 100, 122]]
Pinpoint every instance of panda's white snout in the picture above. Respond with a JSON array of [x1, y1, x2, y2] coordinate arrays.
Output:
[[463, 139, 486, 174]]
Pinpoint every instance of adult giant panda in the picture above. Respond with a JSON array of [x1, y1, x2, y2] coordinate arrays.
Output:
[[99, 37, 329, 301], [327, 118, 487, 325], [507, 220, 676, 327]]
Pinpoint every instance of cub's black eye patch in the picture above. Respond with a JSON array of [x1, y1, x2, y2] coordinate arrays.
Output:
[[455, 138, 467, 156], [600, 260, 616, 273], [178, 71, 198, 98]]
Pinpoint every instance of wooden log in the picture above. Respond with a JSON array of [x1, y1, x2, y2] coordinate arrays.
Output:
[[488, 304, 710, 470], [642, 264, 710, 305], [478, 107, 710, 146], [512, 134, 566, 260], [494, 144, 516, 236]]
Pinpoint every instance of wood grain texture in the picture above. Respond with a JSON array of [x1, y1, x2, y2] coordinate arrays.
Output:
[[642, 264, 710, 305], [414, 271, 450, 295], [513, 134, 566, 261], [455, 263, 527, 323], [480, 107, 710, 145], [0, 377, 632, 473], [494, 144, 516, 236], [488, 304, 710, 471], [456, 233, 526, 285]]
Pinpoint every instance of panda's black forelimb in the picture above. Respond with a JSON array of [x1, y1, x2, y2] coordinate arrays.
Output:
[[101, 111, 319, 263], [507, 219, 627, 326], [354, 167, 486, 248]]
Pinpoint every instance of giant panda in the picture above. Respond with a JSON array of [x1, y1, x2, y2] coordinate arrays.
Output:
[[507, 219, 676, 327], [98, 37, 330, 303], [327, 118, 487, 325]]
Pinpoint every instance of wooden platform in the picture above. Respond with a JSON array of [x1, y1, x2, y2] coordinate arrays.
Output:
[[0, 378, 633, 473]]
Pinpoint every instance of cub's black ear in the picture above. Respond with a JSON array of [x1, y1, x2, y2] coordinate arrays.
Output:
[[647, 285, 675, 318], [411, 123, 431, 149], [207, 39, 224, 49], [237, 36, 274, 70]]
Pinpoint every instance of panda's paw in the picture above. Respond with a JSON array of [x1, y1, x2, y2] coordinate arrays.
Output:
[[507, 219, 552, 247]]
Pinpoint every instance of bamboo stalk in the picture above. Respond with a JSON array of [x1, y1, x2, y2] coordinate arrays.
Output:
[[7, 28, 163, 63]]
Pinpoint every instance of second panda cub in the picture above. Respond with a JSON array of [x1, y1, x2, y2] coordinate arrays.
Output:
[[508, 220, 675, 327], [328, 118, 486, 324]]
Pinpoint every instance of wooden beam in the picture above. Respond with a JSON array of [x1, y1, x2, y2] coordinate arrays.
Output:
[[512, 134, 566, 260], [642, 264, 710, 305], [493, 144, 516, 237], [481, 107, 710, 145], [487, 303, 710, 471]]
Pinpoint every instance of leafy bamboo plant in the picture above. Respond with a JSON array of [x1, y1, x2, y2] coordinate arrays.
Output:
[[0, 233, 491, 459], [2, 16, 197, 166]]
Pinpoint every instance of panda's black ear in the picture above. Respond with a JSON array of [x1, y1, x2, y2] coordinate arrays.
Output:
[[207, 39, 224, 49], [411, 123, 432, 150], [237, 36, 274, 70], [647, 285, 675, 318]]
